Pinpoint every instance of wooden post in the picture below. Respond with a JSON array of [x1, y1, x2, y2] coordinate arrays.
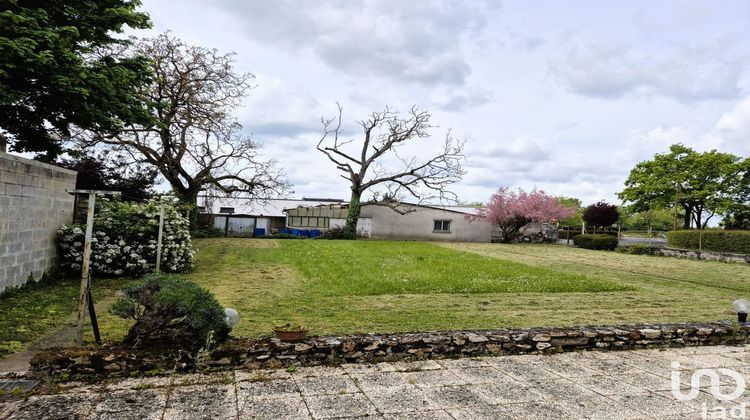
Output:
[[87, 277, 101, 344], [68, 189, 119, 345], [75, 192, 96, 345], [155, 203, 165, 272]]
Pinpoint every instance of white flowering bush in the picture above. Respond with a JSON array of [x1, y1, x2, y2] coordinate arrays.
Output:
[[57, 198, 194, 277]]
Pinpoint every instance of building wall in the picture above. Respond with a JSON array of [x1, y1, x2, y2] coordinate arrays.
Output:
[[362, 204, 493, 242], [329, 217, 372, 237], [0, 153, 76, 292]]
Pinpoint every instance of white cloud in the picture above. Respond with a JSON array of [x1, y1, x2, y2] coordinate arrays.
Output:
[[717, 96, 750, 142], [550, 43, 746, 101], [212, 0, 499, 87], [126, 0, 750, 207]]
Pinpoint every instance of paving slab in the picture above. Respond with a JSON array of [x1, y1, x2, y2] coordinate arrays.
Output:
[[163, 384, 238, 419], [237, 395, 311, 419], [607, 392, 694, 417], [7, 344, 750, 419], [304, 392, 378, 419], [92, 388, 168, 420], [365, 385, 439, 414], [3, 393, 99, 420], [237, 377, 301, 398], [295, 373, 360, 396]]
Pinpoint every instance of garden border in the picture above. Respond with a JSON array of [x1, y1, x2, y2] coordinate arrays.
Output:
[[29, 321, 748, 380], [658, 247, 750, 264]]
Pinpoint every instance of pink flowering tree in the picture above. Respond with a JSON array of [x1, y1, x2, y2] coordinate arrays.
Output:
[[466, 187, 577, 243]]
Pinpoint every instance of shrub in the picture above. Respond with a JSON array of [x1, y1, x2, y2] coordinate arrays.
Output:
[[57, 198, 194, 277], [667, 230, 750, 254], [320, 226, 355, 240], [110, 274, 229, 346], [558, 229, 581, 241], [190, 227, 225, 238], [573, 234, 619, 250], [616, 243, 658, 255], [583, 201, 619, 228], [259, 233, 304, 239]]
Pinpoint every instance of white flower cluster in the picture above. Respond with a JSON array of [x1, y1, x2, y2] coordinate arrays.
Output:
[[57, 198, 194, 277]]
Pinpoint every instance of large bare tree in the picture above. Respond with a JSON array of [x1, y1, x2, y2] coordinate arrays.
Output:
[[86, 34, 288, 223], [317, 104, 465, 235]]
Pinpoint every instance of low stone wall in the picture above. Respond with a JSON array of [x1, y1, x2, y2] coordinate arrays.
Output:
[[658, 247, 750, 264], [30, 322, 748, 380]]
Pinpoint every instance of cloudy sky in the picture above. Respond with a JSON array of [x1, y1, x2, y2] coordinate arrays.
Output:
[[133, 0, 750, 205]]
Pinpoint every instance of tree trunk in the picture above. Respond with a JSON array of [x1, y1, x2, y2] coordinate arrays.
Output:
[[345, 190, 362, 238], [693, 208, 703, 230], [682, 208, 691, 229], [177, 189, 200, 230]]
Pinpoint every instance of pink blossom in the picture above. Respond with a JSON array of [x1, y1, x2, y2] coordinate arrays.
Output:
[[466, 187, 577, 242]]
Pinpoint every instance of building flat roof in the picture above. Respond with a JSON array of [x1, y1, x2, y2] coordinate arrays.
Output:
[[198, 197, 345, 217]]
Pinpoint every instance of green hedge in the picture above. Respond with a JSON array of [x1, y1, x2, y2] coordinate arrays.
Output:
[[666, 230, 750, 254], [616, 244, 658, 255], [558, 230, 581, 240], [573, 234, 619, 250]]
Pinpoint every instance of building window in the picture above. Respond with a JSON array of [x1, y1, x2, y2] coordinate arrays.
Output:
[[433, 220, 451, 233], [219, 207, 235, 214], [197, 206, 206, 213]]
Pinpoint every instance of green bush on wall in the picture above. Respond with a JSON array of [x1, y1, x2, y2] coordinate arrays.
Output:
[[667, 230, 750, 254], [573, 234, 619, 250]]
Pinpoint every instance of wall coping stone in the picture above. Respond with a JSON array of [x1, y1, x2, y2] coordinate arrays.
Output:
[[0, 152, 77, 176]]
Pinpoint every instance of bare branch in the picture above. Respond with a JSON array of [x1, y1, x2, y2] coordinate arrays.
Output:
[[317, 103, 466, 231], [77, 33, 290, 208]]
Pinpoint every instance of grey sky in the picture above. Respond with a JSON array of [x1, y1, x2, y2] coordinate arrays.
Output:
[[133, 0, 750, 205]]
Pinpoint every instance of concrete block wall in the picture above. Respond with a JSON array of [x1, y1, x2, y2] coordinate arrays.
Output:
[[0, 152, 76, 293]]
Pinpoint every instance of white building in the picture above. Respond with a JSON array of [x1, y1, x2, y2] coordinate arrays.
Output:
[[285, 202, 496, 242], [197, 196, 343, 237]]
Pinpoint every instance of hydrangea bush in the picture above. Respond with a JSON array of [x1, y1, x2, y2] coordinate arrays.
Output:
[[58, 198, 194, 276]]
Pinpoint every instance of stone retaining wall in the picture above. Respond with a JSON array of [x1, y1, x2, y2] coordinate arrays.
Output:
[[30, 322, 748, 380], [658, 247, 750, 264], [0, 153, 76, 292]]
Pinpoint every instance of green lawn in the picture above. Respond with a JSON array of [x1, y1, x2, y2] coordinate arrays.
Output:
[[4, 238, 750, 354], [94, 238, 749, 342], [266, 240, 629, 295], [0, 276, 130, 356]]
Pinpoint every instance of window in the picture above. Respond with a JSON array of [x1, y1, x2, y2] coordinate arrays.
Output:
[[433, 220, 451, 233], [219, 207, 235, 214], [196, 206, 206, 213]]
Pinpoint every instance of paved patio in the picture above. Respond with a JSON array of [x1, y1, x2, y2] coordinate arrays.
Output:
[[2, 345, 749, 419]]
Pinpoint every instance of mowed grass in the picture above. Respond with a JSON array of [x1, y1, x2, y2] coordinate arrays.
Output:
[[263, 240, 630, 295], [0, 276, 130, 356], [86, 238, 750, 342]]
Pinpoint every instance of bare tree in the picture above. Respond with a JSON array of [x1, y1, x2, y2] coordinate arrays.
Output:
[[85, 34, 289, 223], [317, 104, 465, 235]]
